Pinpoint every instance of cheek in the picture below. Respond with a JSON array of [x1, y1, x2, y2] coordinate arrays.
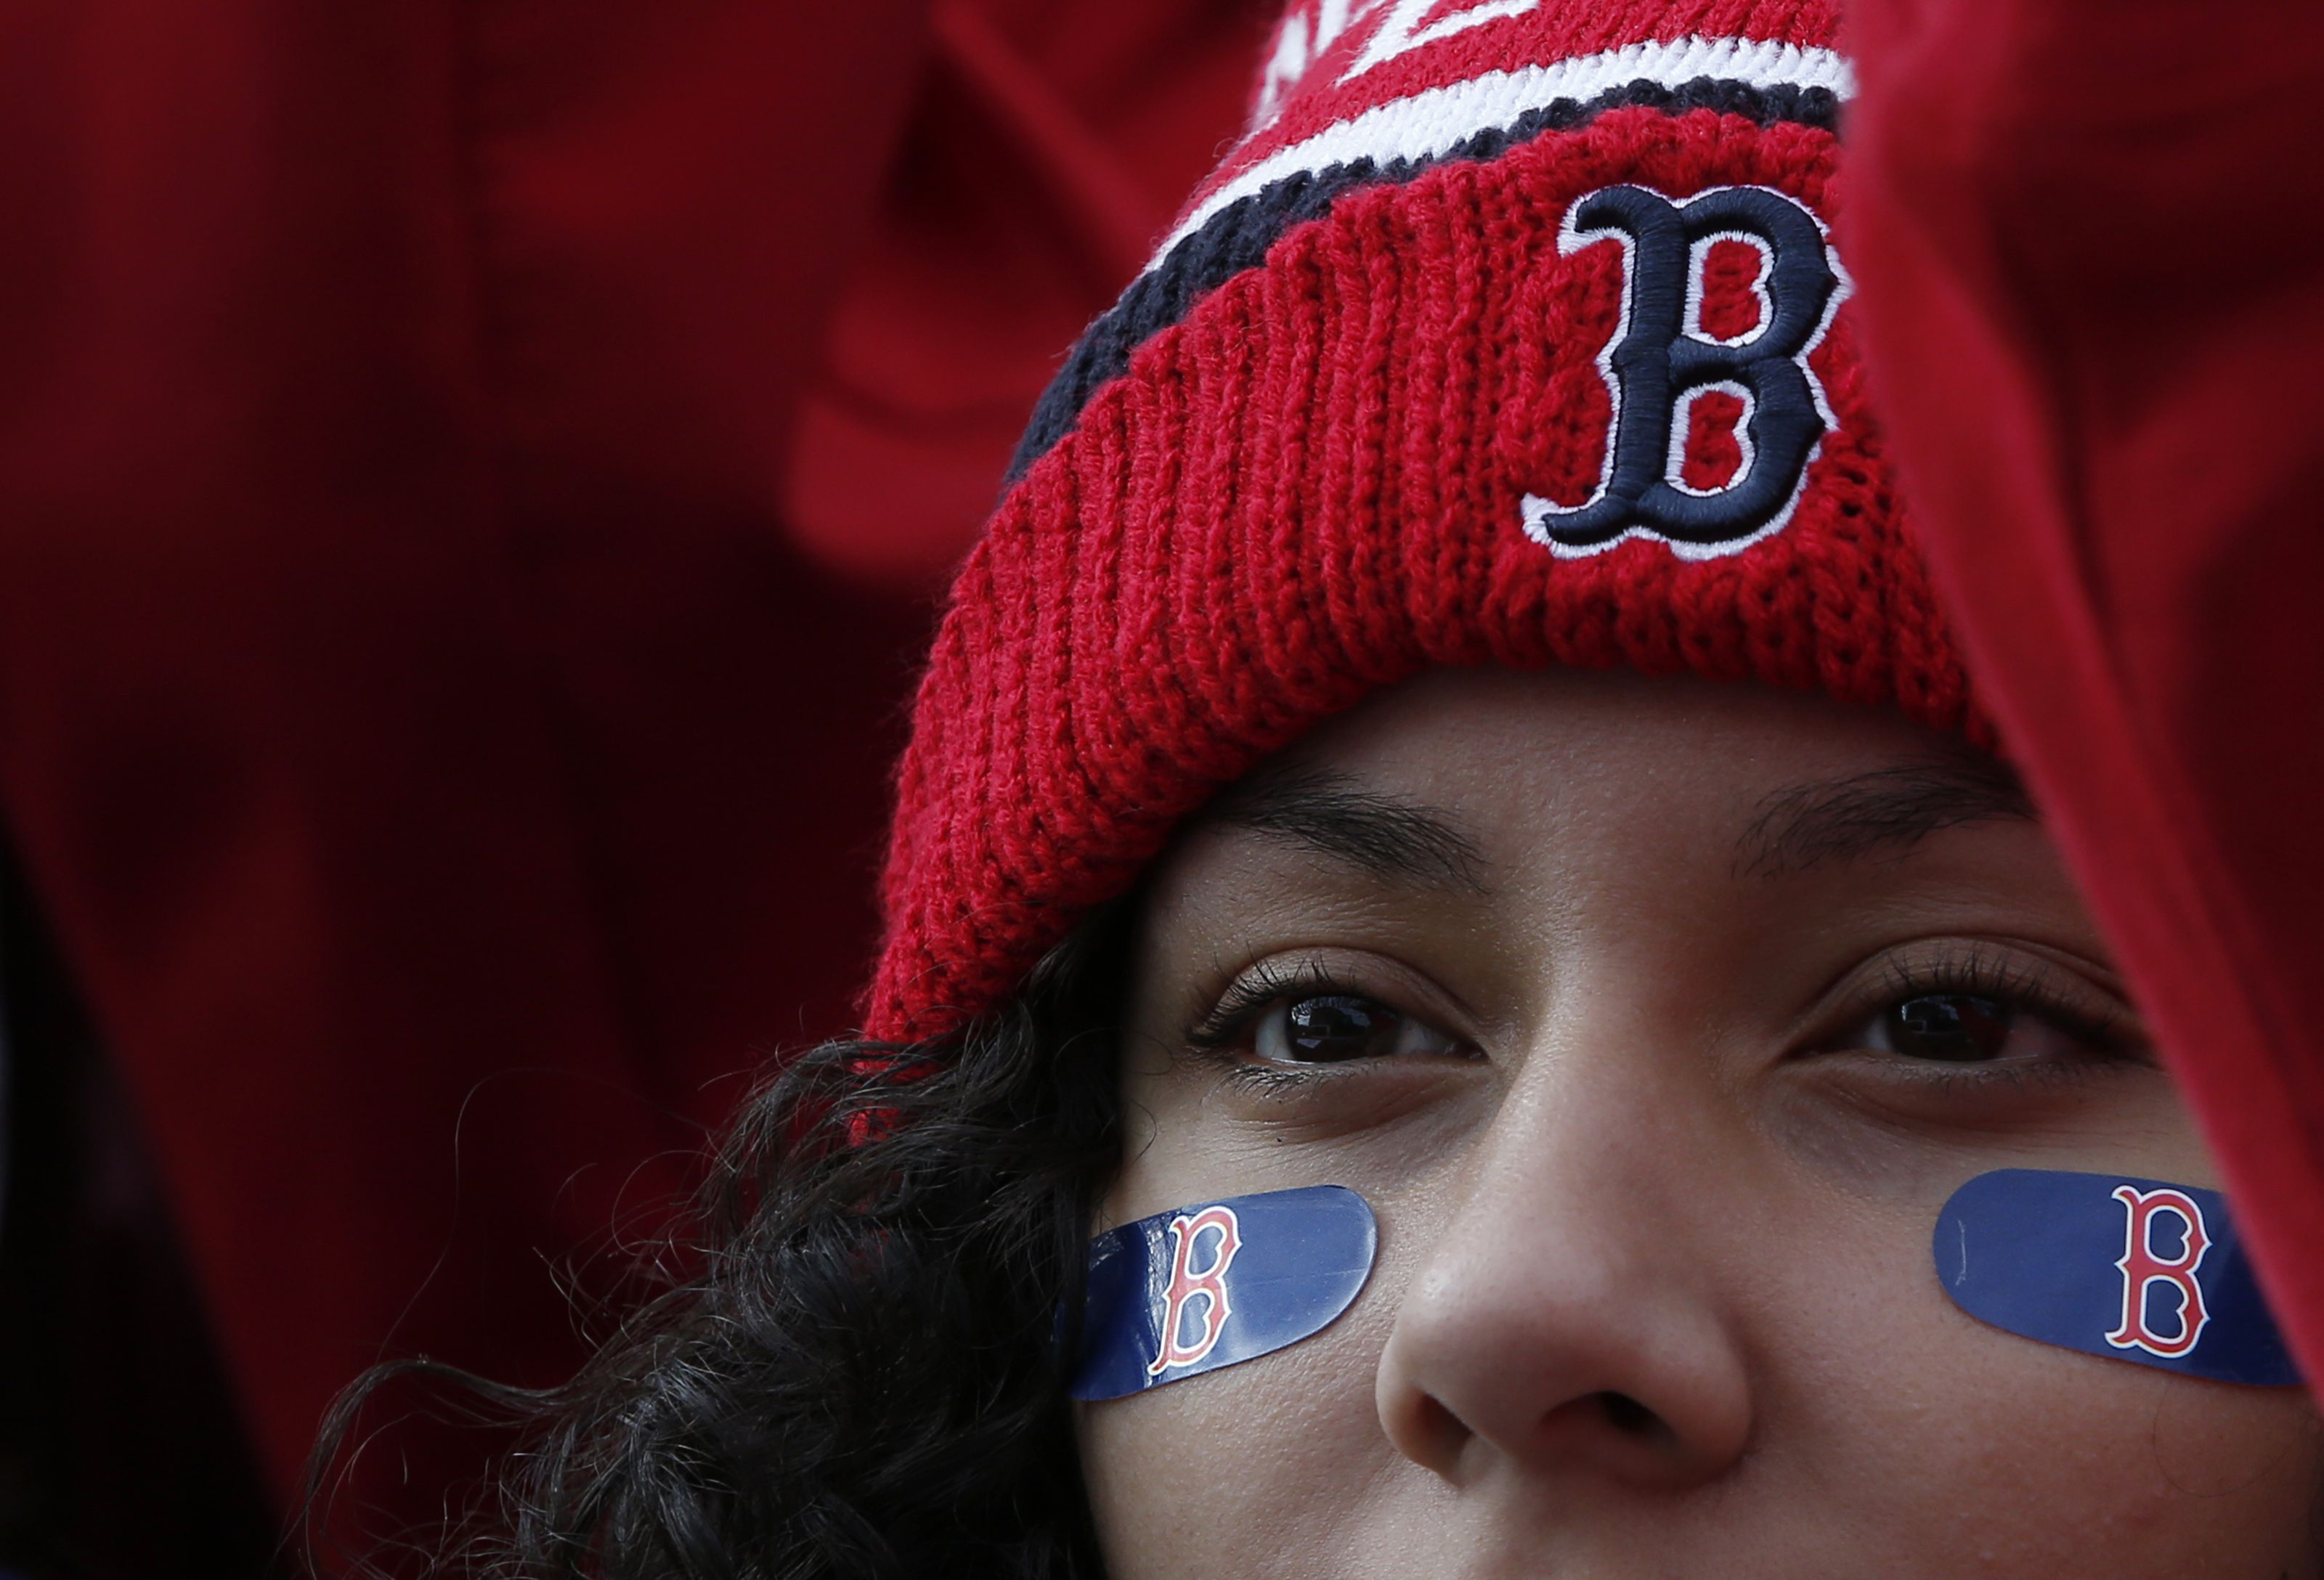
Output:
[[1078, 1292, 1410, 1580], [1084, 1070, 1472, 1577], [1792, 1217, 2324, 1573], [1935, 1368, 2320, 1568]]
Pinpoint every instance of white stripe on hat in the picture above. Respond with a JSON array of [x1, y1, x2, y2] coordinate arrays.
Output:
[[1149, 35, 1854, 275]]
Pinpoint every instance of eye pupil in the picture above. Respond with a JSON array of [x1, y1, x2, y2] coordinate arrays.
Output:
[[1285, 995, 1394, 1062], [1889, 993, 2012, 1062]]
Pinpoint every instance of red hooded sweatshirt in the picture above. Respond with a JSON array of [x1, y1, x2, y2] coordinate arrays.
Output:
[[1848, 0, 2324, 1382]]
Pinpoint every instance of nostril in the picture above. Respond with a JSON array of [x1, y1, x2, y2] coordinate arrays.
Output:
[[1378, 1386, 1478, 1482], [1412, 1391, 1471, 1470], [1596, 1390, 1665, 1438]]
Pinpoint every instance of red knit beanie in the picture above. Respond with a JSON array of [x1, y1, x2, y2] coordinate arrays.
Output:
[[865, 0, 1973, 1044]]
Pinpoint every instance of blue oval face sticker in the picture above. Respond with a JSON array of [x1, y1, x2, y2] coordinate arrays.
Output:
[[1935, 1169, 2301, 1388], [1070, 1184, 1377, 1401]]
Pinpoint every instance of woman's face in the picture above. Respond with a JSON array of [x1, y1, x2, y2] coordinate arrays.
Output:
[[1081, 667, 2320, 1578]]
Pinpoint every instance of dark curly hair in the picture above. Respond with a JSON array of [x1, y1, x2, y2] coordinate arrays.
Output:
[[310, 905, 1133, 1579]]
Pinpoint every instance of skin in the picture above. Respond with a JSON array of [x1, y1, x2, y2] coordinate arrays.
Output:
[[1078, 667, 2322, 1579]]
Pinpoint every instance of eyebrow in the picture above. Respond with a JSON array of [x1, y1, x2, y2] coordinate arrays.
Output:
[[1737, 758, 2036, 880], [1199, 767, 1491, 894]]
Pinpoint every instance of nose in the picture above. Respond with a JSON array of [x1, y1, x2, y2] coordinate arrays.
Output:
[[1373, 1088, 1756, 1490]]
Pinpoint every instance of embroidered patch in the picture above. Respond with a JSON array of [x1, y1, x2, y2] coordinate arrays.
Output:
[[1522, 183, 1849, 561], [1934, 1169, 2300, 1387], [1070, 1184, 1377, 1400]]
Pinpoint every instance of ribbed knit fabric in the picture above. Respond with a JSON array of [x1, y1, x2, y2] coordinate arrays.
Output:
[[865, 0, 1973, 1043]]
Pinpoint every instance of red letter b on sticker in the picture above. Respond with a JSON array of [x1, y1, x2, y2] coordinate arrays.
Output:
[[2106, 1184, 2211, 1359], [1149, 1205, 1243, 1375]]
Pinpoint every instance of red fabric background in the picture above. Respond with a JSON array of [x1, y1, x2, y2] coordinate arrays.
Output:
[[15, 0, 2323, 1547], [0, 0, 1262, 1536], [1845, 0, 2324, 1382]]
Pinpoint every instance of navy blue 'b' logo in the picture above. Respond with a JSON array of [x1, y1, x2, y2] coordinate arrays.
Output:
[[1521, 184, 1850, 561]]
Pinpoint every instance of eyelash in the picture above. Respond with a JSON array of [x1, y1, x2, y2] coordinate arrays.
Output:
[[1872, 945, 2118, 1038], [1182, 942, 2146, 1090], [1182, 953, 1445, 1094], [1827, 942, 2148, 1083], [1185, 953, 1371, 1052]]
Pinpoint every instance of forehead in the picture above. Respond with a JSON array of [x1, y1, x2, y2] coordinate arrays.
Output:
[[1158, 666, 2026, 903], [1293, 664, 1935, 783]]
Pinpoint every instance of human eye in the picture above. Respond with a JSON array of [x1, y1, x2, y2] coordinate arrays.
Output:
[[1816, 942, 2147, 1079], [1187, 955, 1466, 1073]]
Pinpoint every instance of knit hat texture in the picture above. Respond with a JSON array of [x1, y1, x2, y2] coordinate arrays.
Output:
[[865, 0, 1972, 1043]]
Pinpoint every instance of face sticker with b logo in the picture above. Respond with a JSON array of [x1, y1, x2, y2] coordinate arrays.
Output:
[[1934, 1169, 2301, 1387], [1070, 1184, 1377, 1401]]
